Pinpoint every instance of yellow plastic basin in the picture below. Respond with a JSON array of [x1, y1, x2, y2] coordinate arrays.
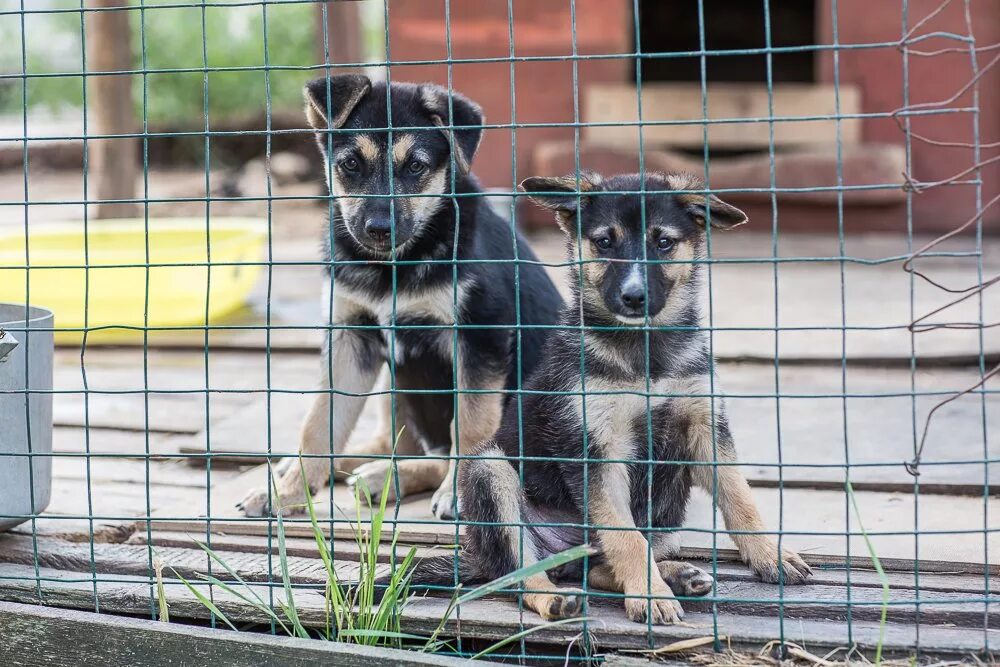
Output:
[[0, 218, 267, 343]]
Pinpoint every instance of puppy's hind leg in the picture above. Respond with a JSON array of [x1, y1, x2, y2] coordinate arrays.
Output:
[[462, 442, 584, 621], [432, 362, 507, 521]]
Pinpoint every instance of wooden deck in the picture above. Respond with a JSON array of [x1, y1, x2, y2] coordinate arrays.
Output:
[[1, 225, 997, 660]]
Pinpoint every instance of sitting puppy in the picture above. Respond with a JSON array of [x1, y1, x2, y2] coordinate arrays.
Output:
[[401, 172, 812, 624], [237, 75, 563, 519]]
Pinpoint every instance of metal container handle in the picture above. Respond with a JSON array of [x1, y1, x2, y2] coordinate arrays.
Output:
[[0, 329, 18, 363]]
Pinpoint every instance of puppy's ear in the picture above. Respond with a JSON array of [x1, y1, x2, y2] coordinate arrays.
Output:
[[304, 74, 372, 132], [667, 174, 747, 229], [419, 84, 484, 174], [520, 173, 601, 233]]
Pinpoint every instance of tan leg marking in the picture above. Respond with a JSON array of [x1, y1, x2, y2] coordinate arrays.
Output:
[[582, 563, 620, 592], [590, 463, 683, 624], [686, 393, 812, 584], [432, 365, 507, 520]]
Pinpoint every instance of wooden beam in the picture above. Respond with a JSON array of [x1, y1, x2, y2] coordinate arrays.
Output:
[[0, 600, 496, 667], [316, 1, 365, 72], [85, 0, 138, 219]]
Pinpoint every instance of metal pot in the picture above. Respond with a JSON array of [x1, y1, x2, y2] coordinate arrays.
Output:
[[0, 304, 53, 531]]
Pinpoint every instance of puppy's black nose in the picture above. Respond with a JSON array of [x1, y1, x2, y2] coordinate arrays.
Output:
[[364, 217, 392, 243], [620, 286, 645, 310]]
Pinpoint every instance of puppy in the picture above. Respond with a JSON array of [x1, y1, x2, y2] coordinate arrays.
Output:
[[237, 75, 563, 519], [400, 172, 812, 624]]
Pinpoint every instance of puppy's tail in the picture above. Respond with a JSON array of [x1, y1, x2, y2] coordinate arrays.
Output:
[[374, 551, 484, 599], [411, 552, 485, 589]]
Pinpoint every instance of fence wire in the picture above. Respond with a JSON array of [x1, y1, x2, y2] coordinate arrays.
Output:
[[0, 0, 996, 663]]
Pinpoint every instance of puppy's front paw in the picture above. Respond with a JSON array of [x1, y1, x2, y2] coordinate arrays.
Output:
[[535, 589, 585, 620], [624, 591, 684, 625], [746, 540, 813, 585], [236, 486, 307, 517], [430, 484, 459, 521], [236, 488, 273, 517], [347, 460, 397, 504]]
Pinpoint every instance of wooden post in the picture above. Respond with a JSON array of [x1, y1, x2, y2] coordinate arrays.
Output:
[[317, 1, 365, 74], [86, 0, 138, 219]]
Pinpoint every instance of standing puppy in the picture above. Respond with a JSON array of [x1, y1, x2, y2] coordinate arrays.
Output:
[[237, 75, 563, 519], [402, 172, 812, 623]]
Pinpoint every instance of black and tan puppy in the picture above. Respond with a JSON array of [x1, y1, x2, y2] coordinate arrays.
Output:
[[402, 172, 812, 624], [237, 75, 563, 519]]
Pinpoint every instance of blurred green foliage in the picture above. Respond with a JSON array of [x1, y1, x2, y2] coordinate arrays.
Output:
[[0, 1, 318, 125]]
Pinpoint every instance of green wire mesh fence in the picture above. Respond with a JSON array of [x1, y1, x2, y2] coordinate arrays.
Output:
[[0, 0, 997, 662]]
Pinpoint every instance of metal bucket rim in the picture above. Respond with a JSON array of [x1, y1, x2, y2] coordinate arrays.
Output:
[[0, 303, 55, 327]]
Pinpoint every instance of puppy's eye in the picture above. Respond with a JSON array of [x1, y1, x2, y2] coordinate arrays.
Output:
[[594, 237, 613, 251], [340, 157, 360, 173], [406, 159, 427, 175], [657, 237, 675, 252]]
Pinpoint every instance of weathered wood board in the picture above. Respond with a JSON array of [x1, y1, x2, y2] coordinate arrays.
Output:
[[159, 464, 1000, 565], [0, 533, 380, 586], [162, 361, 998, 488], [53, 426, 181, 457], [130, 530, 996, 594], [0, 563, 991, 657], [0, 601, 499, 667], [39, 424, 243, 541], [721, 362, 999, 490], [0, 534, 995, 626]]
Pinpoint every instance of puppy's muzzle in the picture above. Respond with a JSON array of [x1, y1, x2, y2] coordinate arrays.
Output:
[[364, 216, 393, 244]]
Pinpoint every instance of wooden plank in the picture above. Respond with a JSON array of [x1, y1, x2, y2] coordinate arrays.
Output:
[[720, 364, 1000, 490], [0, 600, 498, 667], [583, 83, 862, 149], [186, 464, 999, 564], [0, 534, 376, 586], [129, 530, 442, 565], [176, 386, 383, 466], [153, 464, 459, 545], [51, 456, 241, 489], [44, 475, 232, 525], [53, 393, 206, 434], [8, 517, 136, 545], [132, 530, 996, 595], [175, 393, 314, 465], [0, 535, 994, 630], [52, 426, 182, 457], [683, 486, 1000, 566], [0, 564, 989, 657]]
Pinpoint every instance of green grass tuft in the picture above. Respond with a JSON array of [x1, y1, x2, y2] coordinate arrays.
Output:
[[847, 480, 890, 665], [171, 429, 590, 656]]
